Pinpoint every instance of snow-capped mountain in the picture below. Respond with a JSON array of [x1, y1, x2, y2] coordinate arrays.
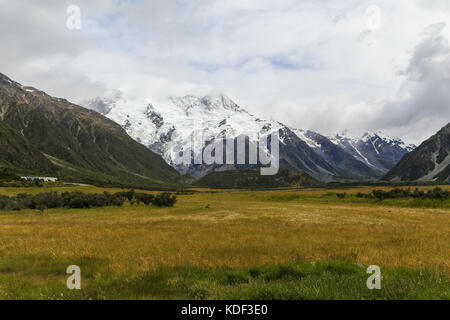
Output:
[[83, 93, 413, 181], [326, 131, 416, 173], [85, 93, 285, 177], [293, 130, 385, 178]]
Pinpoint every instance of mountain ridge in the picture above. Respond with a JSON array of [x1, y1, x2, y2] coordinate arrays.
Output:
[[0, 72, 180, 188], [384, 123, 450, 182], [84, 92, 414, 181]]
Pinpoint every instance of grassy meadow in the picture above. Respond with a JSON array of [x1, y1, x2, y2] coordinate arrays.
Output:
[[0, 185, 448, 299]]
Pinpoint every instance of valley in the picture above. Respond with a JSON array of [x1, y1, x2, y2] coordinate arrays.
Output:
[[0, 185, 448, 299], [2, 0, 449, 306], [0, 73, 448, 300]]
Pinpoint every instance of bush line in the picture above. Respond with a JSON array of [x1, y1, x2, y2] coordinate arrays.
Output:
[[349, 187, 450, 201], [0, 189, 176, 211]]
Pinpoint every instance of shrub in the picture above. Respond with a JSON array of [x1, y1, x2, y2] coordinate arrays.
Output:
[[426, 187, 450, 200], [34, 192, 63, 209], [0, 195, 9, 210], [356, 192, 373, 199], [0, 191, 126, 212], [222, 272, 250, 285], [411, 188, 425, 199], [34, 179, 44, 187], [115, 189, 135, 201], [0, 189, 179, 212], [135, 193, 155, 205], [153, 193, 177, 207], [366, 188, 450, 201], [263, 265, 305, 281]]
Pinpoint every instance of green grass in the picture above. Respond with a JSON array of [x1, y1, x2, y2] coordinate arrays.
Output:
[[0, 260, 447, 300], [231, 188, 450, 209]]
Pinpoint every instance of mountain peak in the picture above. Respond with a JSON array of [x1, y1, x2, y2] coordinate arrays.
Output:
[[80, 89, 416, 181], [166, 94, 244, 115], [363, 130, 393, 141], [82, 90, 123, 115], [325, 130, 415, 172]]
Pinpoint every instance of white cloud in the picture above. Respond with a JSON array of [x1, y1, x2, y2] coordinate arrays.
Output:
[[0, 0, 449, 144], [371, 22, 450, 142]]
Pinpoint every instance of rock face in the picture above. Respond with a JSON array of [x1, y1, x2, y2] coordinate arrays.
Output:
[[0, 72, 179, 188], [384, 123, 450, 182], [326, 131, 416, 173], [84, 92, 414, 181], [293, 130, 385, 179]]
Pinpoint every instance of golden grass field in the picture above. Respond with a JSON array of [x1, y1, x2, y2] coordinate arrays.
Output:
[[0, 185, 448, 299]]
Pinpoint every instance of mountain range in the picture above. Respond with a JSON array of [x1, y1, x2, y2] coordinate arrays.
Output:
[[84, 92, 415, 182], [3, 71, 446, 186], [0, 73, 179, 188]]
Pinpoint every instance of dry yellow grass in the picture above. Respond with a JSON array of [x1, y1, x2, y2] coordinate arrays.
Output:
[[0, 186, 448, 280]]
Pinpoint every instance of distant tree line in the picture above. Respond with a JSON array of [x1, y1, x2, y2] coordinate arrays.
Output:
[[0, 190, 176, 211], [0, 169, 48, 187], [327, 181, 450, 189], [353, 187, 450, 201]]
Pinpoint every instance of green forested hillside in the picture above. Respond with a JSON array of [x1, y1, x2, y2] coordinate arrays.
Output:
[[196, 168, 323, 189], [0, 73, 180, 188], [0, 120, 56, 174]]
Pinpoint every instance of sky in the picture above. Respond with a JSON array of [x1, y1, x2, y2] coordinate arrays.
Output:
[[1, 0, 450, 144]]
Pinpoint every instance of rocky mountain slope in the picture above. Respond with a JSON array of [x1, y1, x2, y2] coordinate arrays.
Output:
[[384, 123, 450, 182], [0, 73, 179, 188], [327, 131, 416, 173], [85, 92, 414, 181], [293, 130, 386, 178]]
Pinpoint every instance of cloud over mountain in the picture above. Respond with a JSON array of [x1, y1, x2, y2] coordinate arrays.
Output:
[[0, 0, 449, 144], [371, 22, 450, 142]]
